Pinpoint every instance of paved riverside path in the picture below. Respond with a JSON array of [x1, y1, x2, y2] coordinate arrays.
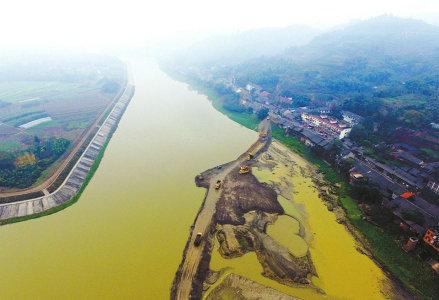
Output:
[[0, 83, 135, 223], [172, 119, 271, 300]]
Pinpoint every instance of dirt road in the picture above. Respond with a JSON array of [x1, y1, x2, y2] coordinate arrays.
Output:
[[172, 119, 271, 300]]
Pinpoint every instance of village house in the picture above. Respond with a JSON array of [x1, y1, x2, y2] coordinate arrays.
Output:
[[423, 228, 439, 253], [349, 168, 365, 183], [340, 148, 356, 160], [365, 157, 425, 189], [245, 83, 262, 93], [277, 95, 293, 106], [354, 162, 401, 197], [425, 161, 439, 174], [291, 127, 333, 150], [342, 110, 364, 125], [282, 109, 295, 121], [259, 90, 272, 100], [301, 112, 352, 139], [400, 191, 416, 200], [427, 180, 439, 194], [268, 111, 282, 124], [392, 149, 425, 167]]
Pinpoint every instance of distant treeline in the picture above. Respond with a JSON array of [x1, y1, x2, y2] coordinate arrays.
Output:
[[173, 16, 439, 164]]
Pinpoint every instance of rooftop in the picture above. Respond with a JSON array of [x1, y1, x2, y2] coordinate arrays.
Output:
[[400, 192, 416, 199]]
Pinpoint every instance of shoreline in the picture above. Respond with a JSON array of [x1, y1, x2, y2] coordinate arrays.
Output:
[[0, 66, 129, 199], [0, 81, 135, 225], [171, 120, 272, 299]]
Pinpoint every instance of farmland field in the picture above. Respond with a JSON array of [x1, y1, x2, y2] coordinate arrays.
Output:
[[0, 54, 126, 190], [0, 81, 88, 103]]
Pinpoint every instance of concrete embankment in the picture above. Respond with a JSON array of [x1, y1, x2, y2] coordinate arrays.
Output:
[[0, 84, 135, 224]]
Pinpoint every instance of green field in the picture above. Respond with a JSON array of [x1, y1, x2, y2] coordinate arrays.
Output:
[[2, 111, 49, 126], [0, 140, 21, 152], [0, 55, 126, 190], [0, 81, 89, 103]]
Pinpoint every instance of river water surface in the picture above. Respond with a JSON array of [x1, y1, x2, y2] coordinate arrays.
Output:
[[0, 58, 388, 299], [0, 59, 256, 298]]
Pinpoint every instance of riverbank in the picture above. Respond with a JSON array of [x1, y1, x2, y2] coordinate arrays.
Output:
[[171, 119, 273, 299], [0, 137, 111, 226], [0, 84, 135, 225], [0, 59, 262, 299], [0, 67, 129, 199], [181, 78, 438, 299]]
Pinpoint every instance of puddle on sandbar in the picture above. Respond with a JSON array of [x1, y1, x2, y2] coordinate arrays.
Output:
[[207, 142, 391, 299]]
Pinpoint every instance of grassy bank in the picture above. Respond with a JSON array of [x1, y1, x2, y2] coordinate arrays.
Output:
[[0, 137, 112, 226], [192, 83, 438, 299]]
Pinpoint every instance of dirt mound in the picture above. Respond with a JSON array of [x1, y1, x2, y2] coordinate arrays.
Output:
[[206, 273, 299, 300], [214, 167, 283, 225]]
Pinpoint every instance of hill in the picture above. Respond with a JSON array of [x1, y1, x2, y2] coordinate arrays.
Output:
[[161, 25, 319, 68], [164, 15, 439, 160]]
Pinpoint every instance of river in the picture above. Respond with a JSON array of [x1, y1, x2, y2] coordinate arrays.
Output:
[[0, 59, 256, 299], [0, 58, 388, 299]]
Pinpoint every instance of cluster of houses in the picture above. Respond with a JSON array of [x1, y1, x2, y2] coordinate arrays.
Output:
[[301, 113, 352, 139], [235, 81, 439, 261]]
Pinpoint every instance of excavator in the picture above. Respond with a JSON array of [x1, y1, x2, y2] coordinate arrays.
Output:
[[194, 233, 203, 247], [239, 165, 250, 174], [215, 180, 222, 190]]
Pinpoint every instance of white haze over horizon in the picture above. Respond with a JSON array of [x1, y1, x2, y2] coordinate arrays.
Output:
[[2, 0, 439, 54]]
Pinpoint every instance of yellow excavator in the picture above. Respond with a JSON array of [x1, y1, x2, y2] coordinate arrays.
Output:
[[239, 165, 250, 174], [215, 180, 222, 190]]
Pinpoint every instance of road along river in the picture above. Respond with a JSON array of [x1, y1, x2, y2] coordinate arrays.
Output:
[[0, 58, 391, 299]]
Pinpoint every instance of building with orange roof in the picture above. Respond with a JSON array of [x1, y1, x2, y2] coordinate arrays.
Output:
[[400, 192, 416, 200]]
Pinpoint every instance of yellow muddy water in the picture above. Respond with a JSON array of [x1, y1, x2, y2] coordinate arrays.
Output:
[[0, 59, 389, 299], [209, 142, 390, 299], [267, 214, 309, 258], [0, 59, 256, 299]]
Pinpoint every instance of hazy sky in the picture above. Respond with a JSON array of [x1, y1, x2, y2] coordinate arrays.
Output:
[[2, 0, 439, 50]]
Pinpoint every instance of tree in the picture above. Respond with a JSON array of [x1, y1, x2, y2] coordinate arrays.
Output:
[[401, 210, 425, 226], [339, 158, 354, 176], [401, 110, 424, 128], [0, 151, 14, 170], [291, 95, 310, 108], [101, 79, 120, 94], [350, 182, 382, 205], [32, 136, 41, 156], [329, 105, 343, 120], [349, 124, 368, 144], [257, 108, 269, 120]]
